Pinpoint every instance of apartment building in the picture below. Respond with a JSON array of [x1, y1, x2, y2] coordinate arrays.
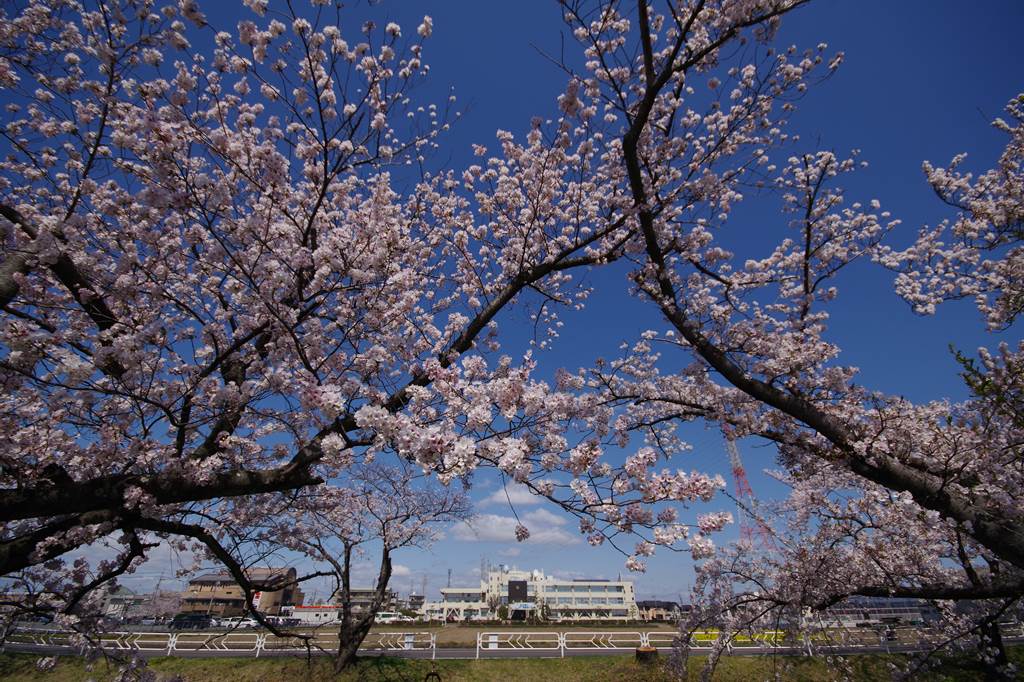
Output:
[[101, 587, 182, 621], [637, 600, 686, 622], [180, 567, 304, 617], [332, 587, 397, 612], [421, 566, 639, 622], [281, 587, 399, 625]]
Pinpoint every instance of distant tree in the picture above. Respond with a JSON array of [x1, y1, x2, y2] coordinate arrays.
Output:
[[536, 597, 552, 622], [486, 594, 502, 620], [288, 465, 469, 671]]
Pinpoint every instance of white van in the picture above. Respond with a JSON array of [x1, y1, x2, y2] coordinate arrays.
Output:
[[374, 611, 402, 624]]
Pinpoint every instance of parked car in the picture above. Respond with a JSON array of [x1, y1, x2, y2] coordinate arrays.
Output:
[[220, 616, 259, 629], [169, 613, 214, 630]]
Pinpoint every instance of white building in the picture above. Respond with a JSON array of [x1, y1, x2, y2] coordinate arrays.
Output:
[[421, 567, 639, 622], [285, 604, 342, 626], [284, 587, 399, 625]]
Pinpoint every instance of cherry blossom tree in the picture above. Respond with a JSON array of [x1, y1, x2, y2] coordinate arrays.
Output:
[[555, 0, 1022, 574], [0, 0, 731, 635], [537, 0, 1022, 677], [1, 1, 1020, 676], [164, 465, 468, 671], [288, 465, 469, 671]]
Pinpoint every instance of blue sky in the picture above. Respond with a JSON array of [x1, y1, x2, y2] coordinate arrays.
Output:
[[116, 0, 1023, 602]]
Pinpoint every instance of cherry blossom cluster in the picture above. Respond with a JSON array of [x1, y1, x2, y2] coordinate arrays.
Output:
[[881, 93, 1024, 330]]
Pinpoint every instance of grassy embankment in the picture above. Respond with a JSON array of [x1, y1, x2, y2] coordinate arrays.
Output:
[[2, 649, 1022, 681]]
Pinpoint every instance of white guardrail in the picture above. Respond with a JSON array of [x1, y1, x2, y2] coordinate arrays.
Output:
[[475, 626, 1024, 658], [7, 626, 1024, 659], [475, 631, 697, 658], [1, 628, 437, 659], [473, 630, 794, 657]]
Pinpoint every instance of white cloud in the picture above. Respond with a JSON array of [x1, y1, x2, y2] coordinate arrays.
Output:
[[522, 508, 572, 526], [497, 548, 521, 558], [479, 483, 544, 507], [392, 563, 411, 578], [53, 537, 198, 593], [452, 507, 580, 545], [351, 562, 383, 581]]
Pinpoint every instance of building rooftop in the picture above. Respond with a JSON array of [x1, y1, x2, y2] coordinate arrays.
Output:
[[191, 567, 295, 584]]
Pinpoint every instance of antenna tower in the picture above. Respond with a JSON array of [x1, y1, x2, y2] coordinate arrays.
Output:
[[725, 437, 774, 549]]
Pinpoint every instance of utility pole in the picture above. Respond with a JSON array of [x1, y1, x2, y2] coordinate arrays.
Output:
[[447, 568, 452, 588]]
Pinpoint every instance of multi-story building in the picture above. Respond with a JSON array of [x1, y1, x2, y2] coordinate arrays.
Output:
[[180, 567, 304, 617], [101, 587, 149, 620], [332, 587, 397, 612], [282, 587, 398, 625], [407, 593, 425, 612], [421, 567, 639, 622], [101, 587, 183, 621], [637, 600, 686, 622]]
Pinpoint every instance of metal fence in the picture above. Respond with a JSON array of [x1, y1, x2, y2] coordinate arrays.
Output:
[[474, 625, 1024, 658], [2, 628, 437, 659], [6, 625, 1023, 660], [475, 631, 685, 658]]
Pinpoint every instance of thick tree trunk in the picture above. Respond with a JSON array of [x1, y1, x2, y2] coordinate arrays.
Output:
[[333, 621, 373, 672], [332, 547, 394, 672]]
